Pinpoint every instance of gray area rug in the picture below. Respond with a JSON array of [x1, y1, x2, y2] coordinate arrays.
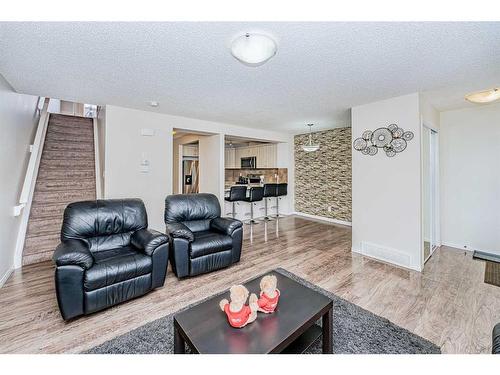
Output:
[[86, 268, 441, 354]]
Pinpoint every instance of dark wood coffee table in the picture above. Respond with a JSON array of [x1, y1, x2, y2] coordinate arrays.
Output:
[[173, 270, 333, 354]]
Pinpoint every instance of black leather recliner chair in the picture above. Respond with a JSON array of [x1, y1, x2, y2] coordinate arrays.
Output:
[[164, 193, 243, 278], [52, 199, 169, 320], [493, 323, 500, 354]]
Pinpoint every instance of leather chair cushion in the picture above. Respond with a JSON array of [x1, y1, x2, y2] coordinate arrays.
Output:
[[84, 246, 152, 291], [53, 239, 94, 269], [84, 274, 152, 315], [87, 232, 134, 253], [166, 222, 194, 242], [190, 231, 233, 258], [130, 228, 169, 256], [183, 219, 212, 233], [211, 217, 243, 236], [165, 193, 221, 224], [190, 250, 233, 276], [62, 199, 148, 251]]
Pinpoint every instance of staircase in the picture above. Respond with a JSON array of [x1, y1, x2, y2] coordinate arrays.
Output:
[[22, 114, 96, 265]]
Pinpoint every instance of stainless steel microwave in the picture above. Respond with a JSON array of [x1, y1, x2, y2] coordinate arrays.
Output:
[[241, 156, 256, 168]]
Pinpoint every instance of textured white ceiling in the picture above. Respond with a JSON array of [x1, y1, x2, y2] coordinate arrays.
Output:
[[1, 22, 499, 133]]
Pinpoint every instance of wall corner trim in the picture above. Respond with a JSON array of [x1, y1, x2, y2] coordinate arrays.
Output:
[[0, 267, 13, 289], [293, 211, 352, 226]]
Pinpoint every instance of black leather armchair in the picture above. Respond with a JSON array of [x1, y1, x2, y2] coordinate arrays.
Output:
[[164, 193, 243, 278], [52, 199, 169, 320], [493, 323, 500, 354]]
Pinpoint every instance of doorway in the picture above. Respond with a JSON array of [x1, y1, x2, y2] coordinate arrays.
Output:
[[172, 128, 224, 201], [182, 143, 199, 194], [422, 125, 439, 263]]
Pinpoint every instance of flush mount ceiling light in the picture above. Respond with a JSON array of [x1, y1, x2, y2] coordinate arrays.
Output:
[[302, 124, 320, 152], [148, 101, 159, 107], [230, 33, 277, 67], [465, 88, 500, 104]]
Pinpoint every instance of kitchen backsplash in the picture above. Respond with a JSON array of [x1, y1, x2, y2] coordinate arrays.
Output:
[[225, 168, 288, 187], [294, 127, 351, 222]]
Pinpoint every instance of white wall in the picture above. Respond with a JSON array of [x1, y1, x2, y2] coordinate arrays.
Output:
[[419, 94, 440, 131], [277, 141, 294, 214], [104, 105, 295, 231], [0, 74, 39, 286], [352, 93, 422, 271], [104, 106, 173, 231], [440, 103, 500, 254], [199, 134, 224, 202]]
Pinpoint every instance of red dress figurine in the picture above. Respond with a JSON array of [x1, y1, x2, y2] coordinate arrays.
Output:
[[257, 275, 280, 313], [219, 285, 258, 328]]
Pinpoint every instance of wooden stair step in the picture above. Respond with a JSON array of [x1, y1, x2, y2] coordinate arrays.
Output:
[[41, 149, 95, 161], [29, 203, 67, 220], [32, 190, 96, 205], [44, 132, 95, 143], [36, 169, 96, 181], [22, 251, 55, 266], [38, 158, 96, 170], [43, 142, 94, 153], [26, 220, 61, 237], [34, 178, 95, 193], [47, 124, 94, 137], [49, 113, 92, 126], [23, 232, 60, 255]]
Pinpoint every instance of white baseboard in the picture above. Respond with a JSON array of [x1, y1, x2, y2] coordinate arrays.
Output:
[[293, 211, 352, 227], [352, 242, 422, 272], [441, 241, 499, 255], [440, 241, 468, 251], [0, 267, 13, 288]]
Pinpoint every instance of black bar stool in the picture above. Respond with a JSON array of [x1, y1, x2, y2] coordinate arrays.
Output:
[[263, 183, 277, 221], [224, 185, 247, 219], [275, 183, 288, 218], [244, 186, 264, 224]]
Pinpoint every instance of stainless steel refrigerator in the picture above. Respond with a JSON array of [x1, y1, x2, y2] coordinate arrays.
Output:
[[182, 158, 199, 194]]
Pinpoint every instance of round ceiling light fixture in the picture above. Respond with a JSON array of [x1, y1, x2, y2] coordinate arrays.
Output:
[[465, 88, 500, 104], [230, 33, 277, 67]]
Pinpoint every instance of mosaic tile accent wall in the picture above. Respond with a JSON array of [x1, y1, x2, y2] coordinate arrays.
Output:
[[294, 127, 352, 222]]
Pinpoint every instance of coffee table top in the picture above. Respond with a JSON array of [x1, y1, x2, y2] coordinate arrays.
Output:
[[174, 270, 332, 354]]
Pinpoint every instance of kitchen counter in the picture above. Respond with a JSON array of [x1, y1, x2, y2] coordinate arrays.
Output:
[[224, 168, 282, 170], [224, 183, 264, 192], [225, 167, 288, 191]]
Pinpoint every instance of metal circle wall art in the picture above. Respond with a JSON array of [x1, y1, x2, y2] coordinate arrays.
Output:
[[353, 138, 367, 151], [353, 123, 414, 158]]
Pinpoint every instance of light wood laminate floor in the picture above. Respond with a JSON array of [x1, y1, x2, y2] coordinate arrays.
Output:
[[0, 216, 498, 353]]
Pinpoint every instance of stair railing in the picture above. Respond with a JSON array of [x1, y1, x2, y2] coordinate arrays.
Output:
[[13, 97, 51, 268]]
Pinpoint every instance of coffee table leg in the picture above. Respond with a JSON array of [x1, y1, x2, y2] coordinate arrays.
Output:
[[322, 305, 333, 354], [174, 324, 185, 354]]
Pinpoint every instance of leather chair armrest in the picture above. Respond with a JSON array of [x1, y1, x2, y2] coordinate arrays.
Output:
[[131, 228, 169, 256], [210, 217, 243, 236], [493, 323, 500, 354], [53, 239, 94, 270], [165, 222, 194, 242]]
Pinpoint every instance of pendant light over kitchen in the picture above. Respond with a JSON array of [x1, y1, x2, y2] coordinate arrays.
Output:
[[302, 124, 320, 152]]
